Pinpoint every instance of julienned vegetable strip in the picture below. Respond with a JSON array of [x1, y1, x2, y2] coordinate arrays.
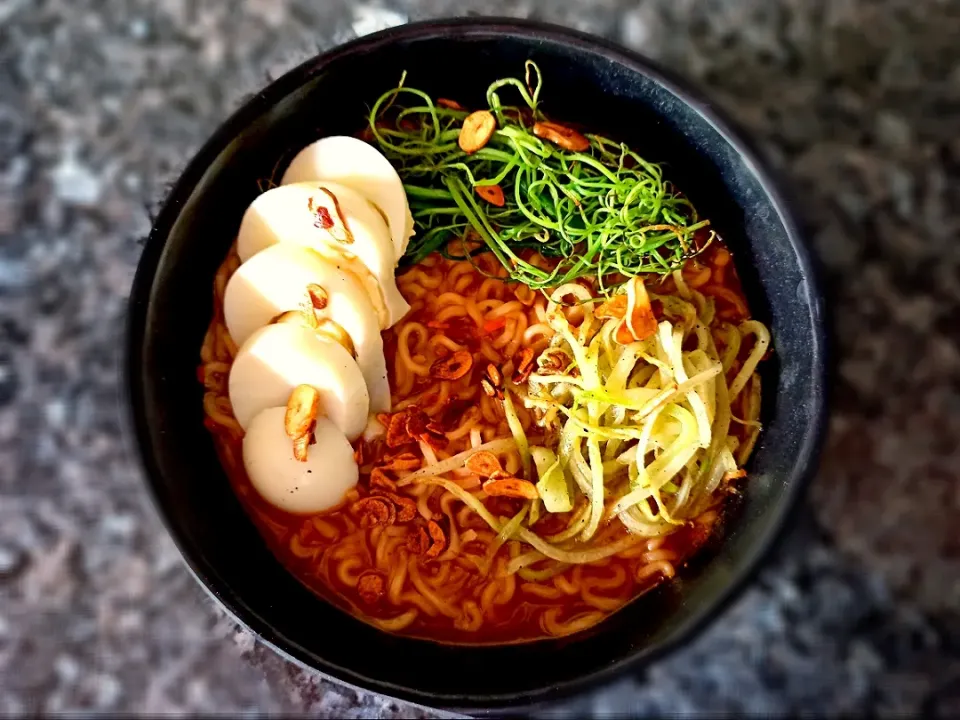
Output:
[[368, 62, 713, 294]]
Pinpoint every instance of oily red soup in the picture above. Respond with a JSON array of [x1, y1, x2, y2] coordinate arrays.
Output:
[[199, 240, 764, 644]]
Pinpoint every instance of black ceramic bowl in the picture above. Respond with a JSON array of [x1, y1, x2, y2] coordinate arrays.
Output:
[[125, 18, 827, 712]]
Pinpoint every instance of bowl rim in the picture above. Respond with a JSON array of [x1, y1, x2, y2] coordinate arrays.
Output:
[[124, 16, 829, 711]]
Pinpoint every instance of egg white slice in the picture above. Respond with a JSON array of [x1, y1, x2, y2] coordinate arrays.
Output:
[[281, 135, 414, 260], [243, 407, 358, 514], [228, 323, 369, 440], [235, 181, 409, 328], [223, 243, 391, 413]]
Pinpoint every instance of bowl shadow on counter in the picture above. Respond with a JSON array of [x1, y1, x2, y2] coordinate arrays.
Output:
[[126, 20, 826, 712]]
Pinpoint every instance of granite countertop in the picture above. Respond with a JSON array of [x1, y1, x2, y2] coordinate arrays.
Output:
[[2, 0, 959, 715]]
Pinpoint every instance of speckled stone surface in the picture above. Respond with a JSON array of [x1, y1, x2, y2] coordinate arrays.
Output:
[[2, 0, 959, 715]]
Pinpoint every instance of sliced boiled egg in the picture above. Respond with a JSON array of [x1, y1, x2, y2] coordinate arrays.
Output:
[[243, 407, 358, 514], [228, 323, 369, 440], [222, 243, 391, 413], [235, 181, 409, 328], [280, 136, 415, 260]]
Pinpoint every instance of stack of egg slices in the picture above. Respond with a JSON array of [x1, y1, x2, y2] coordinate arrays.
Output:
[[223, 137, 413, 515]]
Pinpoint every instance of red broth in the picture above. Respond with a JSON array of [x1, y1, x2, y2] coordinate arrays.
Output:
[[200, 241, 760, 644]]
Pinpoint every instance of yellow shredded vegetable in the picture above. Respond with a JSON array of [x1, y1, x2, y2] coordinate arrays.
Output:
[[524, 283, 766, 537], [531, 446, 573, 513]]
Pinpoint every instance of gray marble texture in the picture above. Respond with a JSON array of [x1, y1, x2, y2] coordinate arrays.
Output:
[[1, 0, 959, 715]]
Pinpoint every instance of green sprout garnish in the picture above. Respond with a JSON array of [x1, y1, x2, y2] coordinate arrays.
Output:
[[367, 61, 712, 295]]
